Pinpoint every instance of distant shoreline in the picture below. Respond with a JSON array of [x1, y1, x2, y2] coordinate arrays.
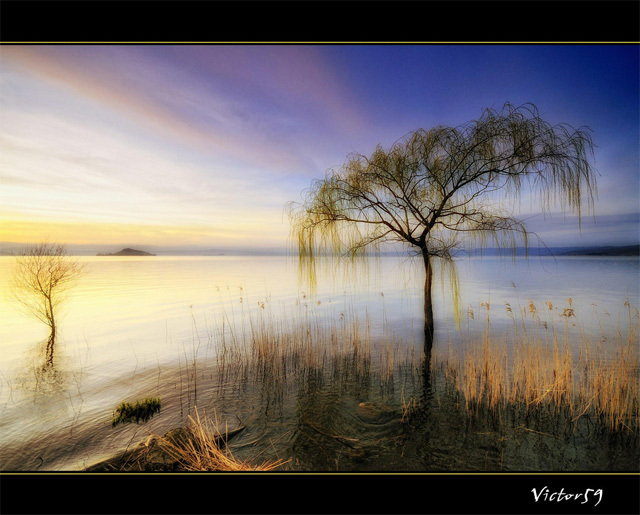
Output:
[[0, 244, 638, 258], [454, 245, 640, 258], [556, 245, 639, 257]]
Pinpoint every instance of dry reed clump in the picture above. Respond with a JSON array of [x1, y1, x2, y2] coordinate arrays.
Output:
[[154, 408, 288, 471], [441, 298, 639, 433], [208, 295, 407, 395]]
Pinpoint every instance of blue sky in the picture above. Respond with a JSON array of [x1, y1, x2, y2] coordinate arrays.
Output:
[[1, 44, 638, 250]]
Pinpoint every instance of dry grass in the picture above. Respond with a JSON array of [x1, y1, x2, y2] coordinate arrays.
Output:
[[154, 408, 289, 471], [439, 298, 640, 432], [400, 390, 419, 423], [207, 293, 404, 394]]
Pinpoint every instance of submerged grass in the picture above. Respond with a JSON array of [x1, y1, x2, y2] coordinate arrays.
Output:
[[112, 397, 162, 428]]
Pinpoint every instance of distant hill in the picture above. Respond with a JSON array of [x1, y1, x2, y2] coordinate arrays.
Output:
[[459, 245, 640, 257], [557, 245, 640, 257], [97, 248, 156, 256]]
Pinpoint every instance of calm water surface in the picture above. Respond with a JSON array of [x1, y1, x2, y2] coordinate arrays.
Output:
[[0, 254, 638, 471]]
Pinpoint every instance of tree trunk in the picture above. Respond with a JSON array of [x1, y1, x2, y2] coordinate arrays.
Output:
[[45, 295, 55, 367], [45, 326, 55, 367], [421, 247, 435, 354]]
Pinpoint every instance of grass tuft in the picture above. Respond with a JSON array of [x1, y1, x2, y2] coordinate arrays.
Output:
[[112, 397, 162, 428], [154, 408, 288, 471]]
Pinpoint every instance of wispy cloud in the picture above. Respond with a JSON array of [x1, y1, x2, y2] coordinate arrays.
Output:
[[1, 45, 365, 176]]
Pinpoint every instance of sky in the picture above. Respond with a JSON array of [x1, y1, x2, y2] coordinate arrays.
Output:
[[1, 44, 638, 252]]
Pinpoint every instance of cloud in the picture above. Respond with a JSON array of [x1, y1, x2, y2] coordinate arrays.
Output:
[[0, 98, 294, 246], [1, 45, 365, 177]]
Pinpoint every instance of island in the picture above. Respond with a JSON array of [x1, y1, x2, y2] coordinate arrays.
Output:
[[97, 248, 156, 256]]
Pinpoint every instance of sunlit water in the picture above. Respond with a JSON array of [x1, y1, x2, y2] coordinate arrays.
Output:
[[0, 254, 638, 471]]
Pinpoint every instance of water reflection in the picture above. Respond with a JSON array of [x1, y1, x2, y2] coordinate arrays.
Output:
[[14, 338, 71, 398], [31, 356, 65, 395]]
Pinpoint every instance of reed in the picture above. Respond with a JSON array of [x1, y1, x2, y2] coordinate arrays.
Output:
[[438, 298, 639, 433], [203, 292, 401, 396]]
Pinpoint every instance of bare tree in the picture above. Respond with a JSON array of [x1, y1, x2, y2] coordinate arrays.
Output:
[[13, 242, 85, 366], [288, 103, 597, 351]]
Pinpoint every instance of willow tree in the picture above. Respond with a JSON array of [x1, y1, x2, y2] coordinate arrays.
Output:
[[13, 242, 85, 366], [287, 103, 597, 351]]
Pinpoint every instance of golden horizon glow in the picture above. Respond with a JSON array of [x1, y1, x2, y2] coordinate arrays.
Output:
[[0, 218, 288, 248]]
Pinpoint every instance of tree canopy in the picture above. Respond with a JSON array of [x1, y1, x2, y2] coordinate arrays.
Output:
[[289, 103, 596, 263], [287, 102, 597, 346]]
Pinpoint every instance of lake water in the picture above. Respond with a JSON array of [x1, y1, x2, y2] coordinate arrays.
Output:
[[0, 254, 638, 471]]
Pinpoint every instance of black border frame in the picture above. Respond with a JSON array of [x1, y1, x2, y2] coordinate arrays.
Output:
[[1, 1, 639, 514]]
